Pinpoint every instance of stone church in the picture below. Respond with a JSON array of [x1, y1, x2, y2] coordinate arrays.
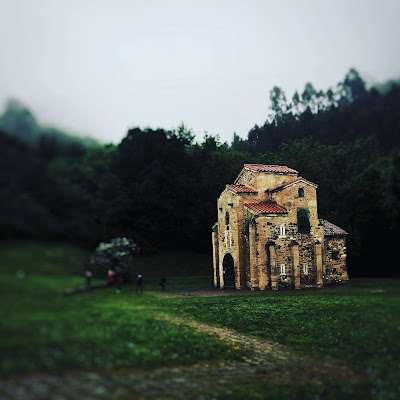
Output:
[[212, 164, 348, 290]]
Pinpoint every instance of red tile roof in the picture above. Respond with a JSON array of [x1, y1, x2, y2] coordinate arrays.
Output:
[[319, 219, 347, 236], [226, 184, 258, 194], [244, 164, 298, 175], [271, 177, 318, 192], [245, 202, 287, 214]]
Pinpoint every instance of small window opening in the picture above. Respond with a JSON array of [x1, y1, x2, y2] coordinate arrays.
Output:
[[332, 250, 339, 260], [225, 212, 230, 229], [303, 263, 308, 274], [280, 264, 286, 275], [298, 188, 304, 198], [279, 224, 286, 237]]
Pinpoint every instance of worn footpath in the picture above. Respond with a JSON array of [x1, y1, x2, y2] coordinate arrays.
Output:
[[0, 292, 361, 400]]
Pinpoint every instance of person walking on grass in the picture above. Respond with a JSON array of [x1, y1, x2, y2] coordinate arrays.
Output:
[[160, 276, 166, 292], [136, 274, 143, 294], [85, 270, 93, 289]]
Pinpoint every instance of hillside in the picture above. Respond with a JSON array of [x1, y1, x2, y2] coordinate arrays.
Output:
[[0, 99, 101, 148]]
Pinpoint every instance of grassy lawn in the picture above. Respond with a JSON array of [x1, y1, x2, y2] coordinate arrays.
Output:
[[0, 241, 238, 375], [1, 241, 399, 400], [160, 280, 400, 399]]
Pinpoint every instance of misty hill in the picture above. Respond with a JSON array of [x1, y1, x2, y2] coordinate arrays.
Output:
[[371, 77, 400, 94], [0, 99, 101, 148]]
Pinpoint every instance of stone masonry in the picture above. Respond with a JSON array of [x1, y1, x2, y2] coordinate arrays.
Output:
[[212, 164, 348, 290]]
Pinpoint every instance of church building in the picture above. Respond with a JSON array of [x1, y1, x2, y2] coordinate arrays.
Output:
[[212, 164, 348, 290]]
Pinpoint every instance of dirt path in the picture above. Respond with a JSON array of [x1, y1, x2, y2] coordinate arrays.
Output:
[[0, 312, 360, 400], [159, 313, 358, 380], [153, 286, 349, 298]]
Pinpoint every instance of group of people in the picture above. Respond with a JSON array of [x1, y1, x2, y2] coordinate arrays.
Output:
[[84, 270, 167, 294], [102, 270, 166, 294]]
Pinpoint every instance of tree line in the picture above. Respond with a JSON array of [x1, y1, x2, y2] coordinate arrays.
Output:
[[1, 69, 399, 277]]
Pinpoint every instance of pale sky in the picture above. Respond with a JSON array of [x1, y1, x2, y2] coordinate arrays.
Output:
[[0, 0, 399, 144]]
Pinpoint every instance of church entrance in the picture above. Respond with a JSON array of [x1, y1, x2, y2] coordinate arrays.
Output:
[[222, 253, 235, 289]]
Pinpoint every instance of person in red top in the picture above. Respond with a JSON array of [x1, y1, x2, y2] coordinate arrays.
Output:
[[107, 270, 115, 286]]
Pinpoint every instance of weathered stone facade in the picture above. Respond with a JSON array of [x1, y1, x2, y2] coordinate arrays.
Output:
[[212, 164, 348, 290]]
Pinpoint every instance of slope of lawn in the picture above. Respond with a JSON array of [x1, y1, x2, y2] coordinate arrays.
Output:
[[0, 241, 237, 375], [160, 279, 400, 399]]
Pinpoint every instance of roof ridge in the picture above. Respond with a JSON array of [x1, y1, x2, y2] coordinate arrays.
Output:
[[271, 176, 318, 192], [226, 184, 258, 194], [244, 201, 287, 214], [319, 219, 347, 235], [244, 164, 299, 174]]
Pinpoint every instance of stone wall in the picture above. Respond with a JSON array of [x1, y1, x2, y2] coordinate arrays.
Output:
[[248, 216, 323, 290], [323, 236, 349, 284]]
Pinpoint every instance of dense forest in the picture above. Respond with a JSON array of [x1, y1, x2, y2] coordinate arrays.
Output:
[[1, 69, 399, 277]]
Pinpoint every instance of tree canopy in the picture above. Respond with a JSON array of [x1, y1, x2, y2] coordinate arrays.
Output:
[[1, 68, 399, 277]]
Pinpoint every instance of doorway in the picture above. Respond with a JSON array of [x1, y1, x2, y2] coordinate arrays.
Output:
[[222, 253, 235, 289]]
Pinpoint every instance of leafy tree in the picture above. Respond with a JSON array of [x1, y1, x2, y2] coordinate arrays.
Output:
[[301, 82, 318, 112], [269, 86, 287, 123], [173, 123, 195, 147], [91, 237, 140, 280], [342, 68, 367, 103], [290, 91, 302, 116]]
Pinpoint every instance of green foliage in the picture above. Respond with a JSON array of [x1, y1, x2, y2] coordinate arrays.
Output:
[[251, 70, 400, 152], [92, 237, 140, 267]]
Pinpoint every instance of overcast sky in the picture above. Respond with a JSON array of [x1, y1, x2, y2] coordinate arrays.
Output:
[[0, 0, 399, 144]]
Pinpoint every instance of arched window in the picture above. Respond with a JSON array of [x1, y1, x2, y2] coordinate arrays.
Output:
[[297, 208, 310, 233], [279, 224, 285, 237], [298, 188, 304, 198]]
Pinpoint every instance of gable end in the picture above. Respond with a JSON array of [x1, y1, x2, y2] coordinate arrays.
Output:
[[271, 177, 318, 193]]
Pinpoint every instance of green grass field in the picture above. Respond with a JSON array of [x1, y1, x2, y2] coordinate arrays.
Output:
[[160, 280, 400, 398], [0, 241, 235, 375], [0, 241, 399, 400]]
